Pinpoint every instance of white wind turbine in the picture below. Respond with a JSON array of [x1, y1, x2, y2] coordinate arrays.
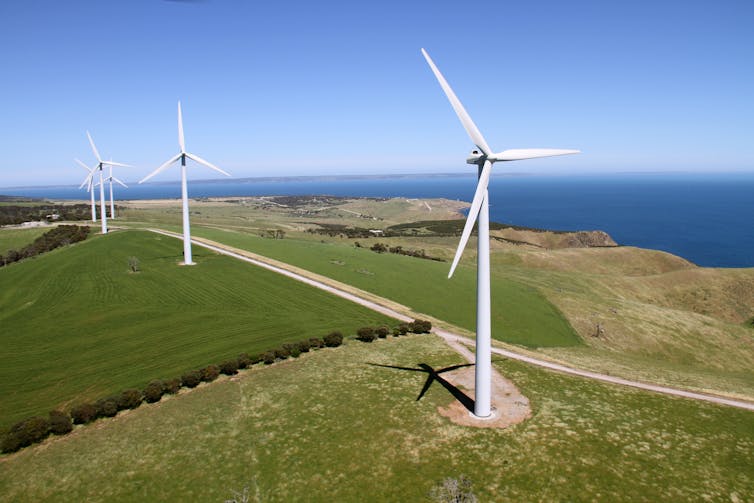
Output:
[[139, 101, 230, 265], [104, 164, 128, 219], [75, 159, 97, 222], [421, 48, 579, 418], [83, 132, 131, 234]]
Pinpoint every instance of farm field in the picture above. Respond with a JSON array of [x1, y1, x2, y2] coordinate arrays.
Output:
[[0, 230, 396, 429], [0, 226, 50, 255], [1, 335, 751, 502]]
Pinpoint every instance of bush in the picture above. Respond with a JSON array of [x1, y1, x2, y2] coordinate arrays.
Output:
[[143, 380, 165, 403], [376, 326, 390, 338], [70, 402, 97, 424], [290, 347, 301, 358], [237, 353, 252, 369], [181, 370, 202, 388], [262, 351, 275, 365], [201, 365, 220, 382], [297, 340, 311, 353], [308, 337, 324, 349], [163, 378, 181, 395], [95, 397, 118, 418], [356, 326, 376, 342], [1, 417, 50, 453], [118, 389, 143, 410], [392, 327, 402, 337], [410, 319, 432, 334], [324, 331, 343, 347], [48, 410, 73, 435], [220, 359, 239, 376], [398, 323, 410, 335], [274, 346, 291, 360], [250, 353, 263, 365]]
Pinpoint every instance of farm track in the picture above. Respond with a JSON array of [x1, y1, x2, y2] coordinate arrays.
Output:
[[148, 228, 754, 412]]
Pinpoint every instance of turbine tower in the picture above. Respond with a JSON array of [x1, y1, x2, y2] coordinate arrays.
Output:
[[105, 164, 128, 219], [83, 132, 130, 234], [75, 159, 97, 222], [421, 48, 579, 418], [139, 101, 230, 265]]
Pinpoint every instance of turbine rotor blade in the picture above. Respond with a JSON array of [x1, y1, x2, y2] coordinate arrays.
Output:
[[112, 176, 128, 188], [448, 160, 493, 278], [101, 160, 132, 168], [139, 153, 182, 183], [75, 158, 92, 172], [79, 172, 92, 190], [86, 131, 102, 162], [421, 48, 492, 156], [185, 152, 231, 177], [493, 148, 580, 161], [178, 101, 185, 152]]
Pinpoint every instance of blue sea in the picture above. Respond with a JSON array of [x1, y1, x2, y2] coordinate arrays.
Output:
[[2, 172, 753, 268]]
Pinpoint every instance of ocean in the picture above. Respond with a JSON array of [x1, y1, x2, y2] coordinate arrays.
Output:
[[2, 172, 753, 268]]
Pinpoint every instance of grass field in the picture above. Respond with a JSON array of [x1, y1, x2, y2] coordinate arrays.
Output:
[[1, 335, 751, 501], [188, 226, 582, 349], [0, 226, 50, 255], [0, 230, 396, 430]]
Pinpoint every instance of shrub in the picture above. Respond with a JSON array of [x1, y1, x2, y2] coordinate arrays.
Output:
[[324, 331, 343, 347], [163, 378, 181, 394], [290, 347, 301, 358], [356, 326, 376, 342], [297, 340, 311, 353], [70, 402, 97, 424], [309, 337, 324, 349], [376, 326, 390, 338], [201, 365, 220, 382], [143, 380, 165, 403], [237, 353, 252, 369], [392, 327, 402, 337], [410, 319, 432, 334], [2, 417, 50, 453], [274, 346, 291, 360], [220, 359, 239, 376], [398, 323, 410, 335], [181, 370, 202, 388], [118, 389, 143, 410], [250, 353, 263, 365], [48, 410, 73, 435], [95, 397, 118, 418], [262, 351, 276, 365]]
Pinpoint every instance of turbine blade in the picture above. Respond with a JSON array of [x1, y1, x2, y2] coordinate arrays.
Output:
[[178, 101, 185, 152], [139, 153, 182, 183], [101, 160, 132, 168], [421, 48, 492, 156], [86, 131, 102, 162], [75, 158, 92, 173], [185, 152, 231, 177], [494, 148, 580, 161], [79, 172, 92, 190], [448, 160, 492, 278], [113, 176, 128, 188]]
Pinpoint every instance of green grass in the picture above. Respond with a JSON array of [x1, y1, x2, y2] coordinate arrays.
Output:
[[0, 227, 49, 255], [0, 230, 395, 430], [191, 226, 581, 349], [1, 335, 751, 501]]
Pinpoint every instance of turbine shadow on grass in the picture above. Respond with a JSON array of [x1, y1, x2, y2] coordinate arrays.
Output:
[[368, 362, 475, 412]]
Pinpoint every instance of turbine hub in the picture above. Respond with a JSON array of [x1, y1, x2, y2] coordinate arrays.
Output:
[[466, 149, 485, 165]]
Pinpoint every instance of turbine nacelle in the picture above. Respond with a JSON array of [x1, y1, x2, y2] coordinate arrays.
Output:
[[466, 149, 485, 165]]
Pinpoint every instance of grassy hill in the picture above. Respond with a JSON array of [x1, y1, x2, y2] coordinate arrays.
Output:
[[1, 335, 751, 501], [0, 230, 396, 429]]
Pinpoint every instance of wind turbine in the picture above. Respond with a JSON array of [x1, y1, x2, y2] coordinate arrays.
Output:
[[83, 132, 131, 234], [421, 48, 579, 418], [105, 164, 128, 219], [139, 101, 230, 265], [75, 159, 97, 222]]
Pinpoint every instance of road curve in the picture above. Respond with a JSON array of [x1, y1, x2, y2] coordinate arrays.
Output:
[[148, 228, 754, 412]]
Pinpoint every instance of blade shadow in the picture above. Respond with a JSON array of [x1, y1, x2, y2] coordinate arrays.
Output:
[[368, 362, 475, 413]]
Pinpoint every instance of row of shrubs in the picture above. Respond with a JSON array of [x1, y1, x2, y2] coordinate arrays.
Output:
[[1, 331, 345, 454], [0, 225, 90, 267], [355, 319, 432, 342]]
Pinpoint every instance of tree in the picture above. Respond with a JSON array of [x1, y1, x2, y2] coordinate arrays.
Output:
[[128, 256, 140, 272]]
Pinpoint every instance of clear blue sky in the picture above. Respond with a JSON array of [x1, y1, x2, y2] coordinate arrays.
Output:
[[1, 0, 752, 187]]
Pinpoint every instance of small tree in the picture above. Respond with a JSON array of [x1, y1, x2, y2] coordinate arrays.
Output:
[[356, 326, 376, 342], [237, 353, 252, 369], [163, 378, 182, 394], [375, 326, 389, 338], [220, 359, 239, 376], [181, 370, 202, 388], [201, 365, 220, 382], [143, 380, 165, 403], [70, 402, 98, 424], [323, 331, 343, 347], [117, 389, 143, 410], [48, 410, 73, 435]]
